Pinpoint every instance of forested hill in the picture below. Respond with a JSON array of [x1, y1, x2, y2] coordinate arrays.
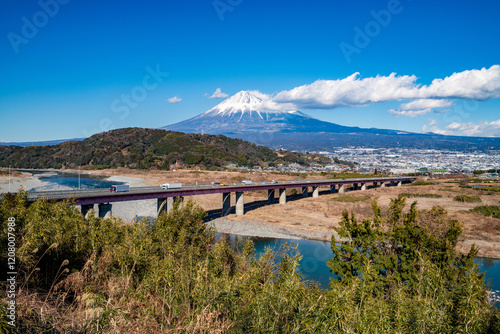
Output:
[[0, 128, 330, 170]]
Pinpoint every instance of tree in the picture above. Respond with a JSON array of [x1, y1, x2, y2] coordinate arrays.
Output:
[[327, 198, 498, 332]]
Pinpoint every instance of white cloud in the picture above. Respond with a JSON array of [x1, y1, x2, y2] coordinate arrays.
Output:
[[420, 65, 500, 100], [446, 122, 461, 130], [208, 88, 228, 99], [167, 96, 182, 104], [422, 119, 500, 137], [274, 72, 419, 109], [399, 99, 453, 110], [273, 65, 500, 112], [389, 99, 452, 117], [444, 119, 500, 137], [389, 109, 432, 117], [426, 119, 438, 127]]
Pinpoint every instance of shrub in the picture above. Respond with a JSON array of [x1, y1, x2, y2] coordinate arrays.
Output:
[[470, 205, 500, 219], [411, 180, 435, 186], [332, 196, 370, 203], [438, 188, 463, 193], [329, 198, 498, 332], [454, 195, 482, 203], [399, 193, 442, 199], [481, 186, 500, 193]]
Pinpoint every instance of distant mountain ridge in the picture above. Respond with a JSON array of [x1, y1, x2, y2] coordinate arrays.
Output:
[[0, 128, 329, 170], [162, 91, 500, 151], [0, 138, 84, 147]]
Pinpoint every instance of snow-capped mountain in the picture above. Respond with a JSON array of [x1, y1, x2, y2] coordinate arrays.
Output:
[[162, 91, 500, 151], [163, 90, 355, 134], [202, 90, 297, 117]]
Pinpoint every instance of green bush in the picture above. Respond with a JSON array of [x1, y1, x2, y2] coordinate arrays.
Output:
[[399, 193, 442, 198], [454, 195, 482, 203], [480, 186, 500, 193], [329, 198, 499, 332], [411, 180, 435, 186], [438, 188, 463, 193], [470, 205, 500, 219], [332, 196, 370, 203]]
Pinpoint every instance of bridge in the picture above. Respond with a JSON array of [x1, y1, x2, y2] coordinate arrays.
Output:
[[24, 176, 416, 218]]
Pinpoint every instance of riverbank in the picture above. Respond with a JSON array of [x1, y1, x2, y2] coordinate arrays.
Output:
[[0, 171, 52, 192], [0, 169, 148, 192], [209, 217, 339, 241]]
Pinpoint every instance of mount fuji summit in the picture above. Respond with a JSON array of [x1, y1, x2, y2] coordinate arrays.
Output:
[[162, 91, 500, 151], [163, 90, 343, 135]]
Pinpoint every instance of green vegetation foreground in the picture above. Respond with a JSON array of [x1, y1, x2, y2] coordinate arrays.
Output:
[[0, 192, 499, 333]]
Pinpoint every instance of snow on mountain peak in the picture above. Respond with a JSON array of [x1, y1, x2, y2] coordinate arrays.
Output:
[[203, 90, 298, 118]]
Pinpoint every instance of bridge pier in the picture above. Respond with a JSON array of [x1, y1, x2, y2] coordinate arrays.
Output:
[[173, 196, 184, 209], [380, 182, 386, 188], [330, 185, 337, 193], [312, 186, 319, 198], [157, 197, 175, 217], [360, 183, 366, 191], [268, 189, 275, 204], [279, 188, 286, 204], [397, 180, 402, 187], [236, 192, 244, 216], [338, 184, 345, 193], [98, 203, 112, 218], [81, 204, 94, 218], [222, 192, 231, 216], [302, 187, 308, 198], [157, 198, 167, 216]]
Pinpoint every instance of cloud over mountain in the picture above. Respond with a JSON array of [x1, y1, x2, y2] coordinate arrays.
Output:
[[389, 99, 453, 117], [208, 88, 229, 99], [422, 118, 500, 137], [273, 65, 500, 115]]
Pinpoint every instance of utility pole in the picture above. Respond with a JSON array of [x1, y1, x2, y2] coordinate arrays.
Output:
[[8, 165, 11, 193]]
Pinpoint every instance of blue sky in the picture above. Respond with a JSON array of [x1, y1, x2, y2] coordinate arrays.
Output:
[[1, 0, 499, 142]]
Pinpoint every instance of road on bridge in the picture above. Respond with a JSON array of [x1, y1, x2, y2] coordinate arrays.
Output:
[[23, 176, 416, 206]]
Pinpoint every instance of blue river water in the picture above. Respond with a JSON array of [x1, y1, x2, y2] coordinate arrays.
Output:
[[228, 235, 500, 292], [37, 171, 124, 191], [38, 172, 500, 293]]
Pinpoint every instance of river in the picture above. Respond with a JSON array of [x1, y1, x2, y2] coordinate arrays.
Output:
[[34, 170, 124, 191], [227, 235, 500, 294]]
